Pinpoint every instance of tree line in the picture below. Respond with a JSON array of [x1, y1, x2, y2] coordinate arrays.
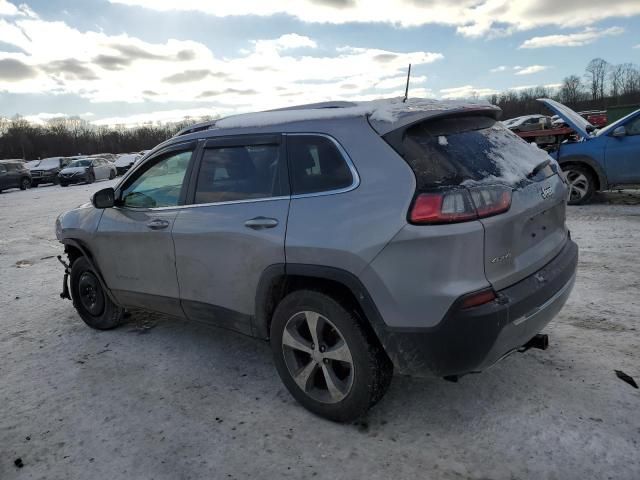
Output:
[[2, 57, 640, 160], [488, 58, 640, 119], [0, 116, 205, 161]]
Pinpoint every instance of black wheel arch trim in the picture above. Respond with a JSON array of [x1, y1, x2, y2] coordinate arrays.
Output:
[[558, 155, 608, 190], [254, 263, 389, 345], [61, 238, 121, 306]]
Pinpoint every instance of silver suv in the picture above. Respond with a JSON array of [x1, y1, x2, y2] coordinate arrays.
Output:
[[56, 99, 578, 422]]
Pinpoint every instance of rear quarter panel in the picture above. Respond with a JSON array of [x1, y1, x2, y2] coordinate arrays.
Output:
[[284, 117, 415, 275]]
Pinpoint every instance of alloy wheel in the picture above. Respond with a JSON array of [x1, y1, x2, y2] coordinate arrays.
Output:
[[281, 310, 354, 404], [565, 169, 589, 203]]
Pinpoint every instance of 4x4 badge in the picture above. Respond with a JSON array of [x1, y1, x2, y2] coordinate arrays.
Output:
[[541, 185, 553, 199]]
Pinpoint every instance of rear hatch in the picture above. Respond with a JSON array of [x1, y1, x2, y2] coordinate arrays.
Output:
[[385, 113, 569, 291]]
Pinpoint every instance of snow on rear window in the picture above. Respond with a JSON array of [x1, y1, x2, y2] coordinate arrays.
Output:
[[403, 117, 553, 189]]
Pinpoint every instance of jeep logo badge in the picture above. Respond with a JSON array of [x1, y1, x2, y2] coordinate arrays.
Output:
[[541, 185, 553, 199]]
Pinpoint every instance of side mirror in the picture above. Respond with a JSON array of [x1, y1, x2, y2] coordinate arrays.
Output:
[[92, 187, 115, 209], [612, 126, 626, 138]]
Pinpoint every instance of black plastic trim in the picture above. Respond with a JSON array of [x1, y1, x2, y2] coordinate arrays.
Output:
[[61, 238, 121, 307]]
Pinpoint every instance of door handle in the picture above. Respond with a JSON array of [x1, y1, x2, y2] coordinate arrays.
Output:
[[244, 217, 279, 230], [146, 218, 170, 230]]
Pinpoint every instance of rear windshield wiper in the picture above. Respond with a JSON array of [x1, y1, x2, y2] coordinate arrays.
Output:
[[527, 159, 551, 179]]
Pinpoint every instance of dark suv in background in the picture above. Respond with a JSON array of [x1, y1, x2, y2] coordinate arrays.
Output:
[[27, 157, 69, 186], [0, 160, 31, 192]]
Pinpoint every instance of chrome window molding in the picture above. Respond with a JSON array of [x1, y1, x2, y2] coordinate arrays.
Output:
[[115, 133, 359, 211]]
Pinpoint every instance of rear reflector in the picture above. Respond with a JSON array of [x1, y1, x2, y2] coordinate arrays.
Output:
[[460, 288, 497, 309], [410, 185, 512, 225]]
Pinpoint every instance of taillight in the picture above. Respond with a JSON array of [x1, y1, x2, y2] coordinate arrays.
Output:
[[409, 185, 512, 225]]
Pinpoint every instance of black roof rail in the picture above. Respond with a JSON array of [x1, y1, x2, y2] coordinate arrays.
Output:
[[174, 119, 217, 137]]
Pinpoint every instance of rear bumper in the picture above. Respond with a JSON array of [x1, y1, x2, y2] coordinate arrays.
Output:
[[381, 238, 578, 377]]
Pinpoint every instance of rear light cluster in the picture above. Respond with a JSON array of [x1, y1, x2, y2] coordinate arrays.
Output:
[[410, 185, 512, 225]]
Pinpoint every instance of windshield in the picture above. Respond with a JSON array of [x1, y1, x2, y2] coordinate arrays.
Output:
[[596, 109, 640, 136], [402, 116, 554, 188], [67, 159, 92, 168]]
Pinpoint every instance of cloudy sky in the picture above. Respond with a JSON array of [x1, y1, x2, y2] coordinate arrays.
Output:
[[1, 0, 639, 125]]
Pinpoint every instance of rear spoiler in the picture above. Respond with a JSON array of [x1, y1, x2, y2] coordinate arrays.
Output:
[[377, 107, 502, 158]]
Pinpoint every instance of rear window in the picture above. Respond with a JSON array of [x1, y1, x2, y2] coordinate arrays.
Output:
[[402, 116, 553, 190], [287, 135, 353, 195]]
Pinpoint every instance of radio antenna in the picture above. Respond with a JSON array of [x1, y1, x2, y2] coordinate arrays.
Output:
[[403, 64, 412, 103]]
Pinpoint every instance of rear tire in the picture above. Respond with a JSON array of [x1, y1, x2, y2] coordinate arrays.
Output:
[[60, 182, 68, 187], [563, 164, 595, 205], [270, 290, 392, 422], [70, 256, 124, 330], [109, 170, 115, 180], [86, 171, 95, 184], [19, 177, 31, 190]]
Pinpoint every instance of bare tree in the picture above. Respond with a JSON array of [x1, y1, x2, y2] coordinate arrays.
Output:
[[609, 64, 625, 99], [585, 58, 609, 100], [560, 75, 583, 104], [620, 63, 640, 96]]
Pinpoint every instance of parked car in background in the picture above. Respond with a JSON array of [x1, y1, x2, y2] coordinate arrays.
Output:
[[56, 98, 577, 422], [503, 114, 551, 132], [115, 153, 141, 176], [0, 159, 32, 192], [551, 115, 567, 128], [579, 110, 607, 128], [91, 153, 117, 162], [27, 156, 69, 186], [540, 98, 640, 204], [58, 157, 116, 186]]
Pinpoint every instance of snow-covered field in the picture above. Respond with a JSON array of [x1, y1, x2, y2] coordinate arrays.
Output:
[[1, 180, 638, 479]]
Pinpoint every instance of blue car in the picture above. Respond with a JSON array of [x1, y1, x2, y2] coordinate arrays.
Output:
[[540, 98, 640, 204]]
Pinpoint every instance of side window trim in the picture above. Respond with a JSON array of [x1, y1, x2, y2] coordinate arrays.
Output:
[[114, 140, 198, 210], [183, 134, 289, 207], [284, 133, 360, 199]]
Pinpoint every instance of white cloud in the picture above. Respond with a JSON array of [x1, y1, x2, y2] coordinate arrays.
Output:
[[490, 65, 508, 73], [0, 0, 18, 15], [519, 26, 624, 49], [0, 10, 444, 122], [91, 107, 233, 127], [374, 75, 426, 90], [440, 85, 498, 99], [508, 83, 562, 92], [108, 0, 640, 38], [514, 65, 550, 75], [634, 44, 640, 49], [21, 112, 95, 124], [252, 33, 317, 52]]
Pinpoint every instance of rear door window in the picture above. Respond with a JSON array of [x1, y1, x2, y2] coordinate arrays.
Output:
[[401, 116, 553, 190], [286, 135, 354, 195], [194, 144, 283, 204]]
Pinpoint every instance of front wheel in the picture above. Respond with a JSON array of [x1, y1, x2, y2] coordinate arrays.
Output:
[[563, 165, 595, 205], [270, 290, 392, 422], [19, 177, 31, 190], [70, 256, 124, 330]]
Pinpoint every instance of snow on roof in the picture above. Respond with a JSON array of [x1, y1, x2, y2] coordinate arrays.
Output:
[[213, 97, 494, 130]]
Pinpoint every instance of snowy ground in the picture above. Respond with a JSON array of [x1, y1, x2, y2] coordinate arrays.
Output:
[[1, 180, 638, 480]]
